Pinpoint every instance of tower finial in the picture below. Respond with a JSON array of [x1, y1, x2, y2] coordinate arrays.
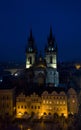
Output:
[[50, 25, 53, 38], [29, 28, 33, 41], [30, 29, 33, 38], [48, 26, 54, 44]]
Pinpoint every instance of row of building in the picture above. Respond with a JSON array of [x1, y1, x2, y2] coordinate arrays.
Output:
[[0, 87, 81, 118]]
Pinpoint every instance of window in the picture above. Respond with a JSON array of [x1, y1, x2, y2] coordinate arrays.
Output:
[[63, 101, 65, 104], [43, 100, 45, 104], [31, 106, 33, 109], [49, 101, 52, 104], [60, 102, 62, 104], [38, 106, 40, 109], [72, 100, 75, 103], [25, 106, 27, 109], [28, 56, 32, 64], [47, 101, 48, 104], [21, 106, 23, 108]]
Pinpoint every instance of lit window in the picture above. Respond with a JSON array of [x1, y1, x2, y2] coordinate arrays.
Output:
[[43, 100, 45, 104], [49, 101, 52, 104], [72, 100, 75, 103], [60, 102, 62, 104], [52, 48, 54, 51]]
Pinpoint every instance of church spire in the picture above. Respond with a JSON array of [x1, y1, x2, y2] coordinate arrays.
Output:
[[49, 26, 53, 39], [26, 29, 37, 68], [26, 29, 36, 53], [48, 26, 55, 45], [28, 29, 34, 42], [45, 27, 56, 53], [45, 27, 57, 69]]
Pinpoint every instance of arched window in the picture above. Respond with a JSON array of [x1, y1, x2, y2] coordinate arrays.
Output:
[[28, 56, 32, 64]]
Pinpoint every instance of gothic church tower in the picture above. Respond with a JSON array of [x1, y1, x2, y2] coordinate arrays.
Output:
[[26, 30, 37, 68], [45, 27, 59, 87], [45, 27, 57, 69]]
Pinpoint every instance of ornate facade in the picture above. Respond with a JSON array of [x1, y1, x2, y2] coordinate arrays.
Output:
[[16, 88, 79, 118]]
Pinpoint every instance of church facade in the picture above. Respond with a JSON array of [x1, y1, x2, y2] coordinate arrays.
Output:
[[26, 27, 59, 87]]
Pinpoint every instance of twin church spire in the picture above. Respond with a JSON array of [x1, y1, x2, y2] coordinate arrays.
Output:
[[26, 27, 57, 69]]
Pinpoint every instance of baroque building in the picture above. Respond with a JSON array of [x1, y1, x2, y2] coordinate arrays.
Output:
[[16, 88, 79, 118], [0, 27, 80, 118]]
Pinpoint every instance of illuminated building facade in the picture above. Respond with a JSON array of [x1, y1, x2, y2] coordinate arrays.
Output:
[[0, 27, 80, 118], [16, 88, 79, 118]]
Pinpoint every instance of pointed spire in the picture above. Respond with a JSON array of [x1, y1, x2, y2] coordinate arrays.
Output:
[[49, 26, 53, 39], [48, 26, 54, 45], [28, 29, 34, 42], [26, 29, 37, 53]]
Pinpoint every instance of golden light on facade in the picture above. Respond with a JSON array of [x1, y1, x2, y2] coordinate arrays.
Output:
[[40, 113, 43, 116], [75, 64, 81, 69], [37, 64, 46, 68], [72, 99, 75, 103], [17, 112, 23, 118]]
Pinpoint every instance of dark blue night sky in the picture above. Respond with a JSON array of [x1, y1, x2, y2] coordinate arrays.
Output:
[[0, 0, 81, 62]]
